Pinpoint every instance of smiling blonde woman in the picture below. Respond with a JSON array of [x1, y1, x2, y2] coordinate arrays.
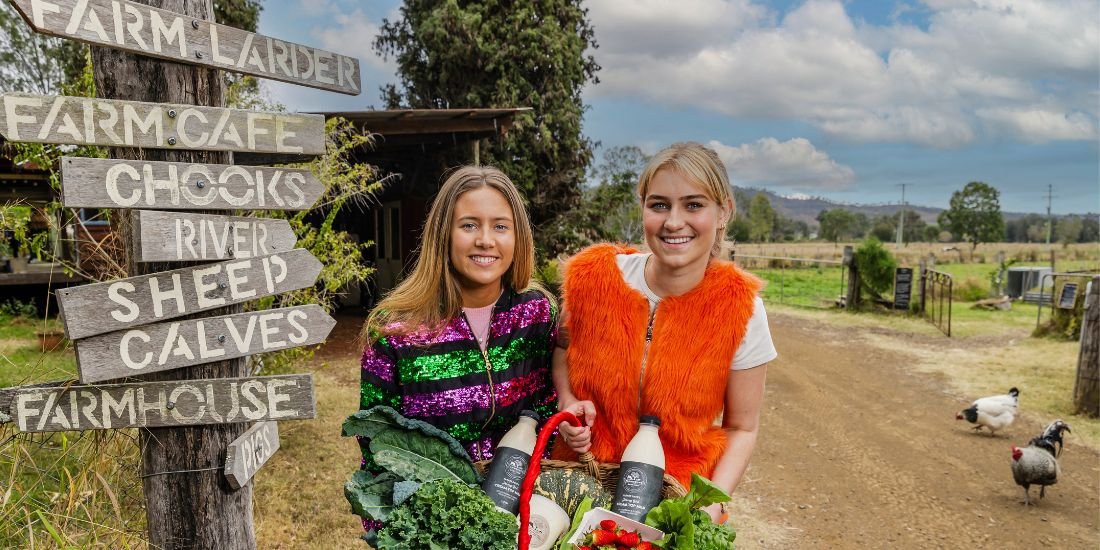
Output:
[[551, 142, 777, 523]]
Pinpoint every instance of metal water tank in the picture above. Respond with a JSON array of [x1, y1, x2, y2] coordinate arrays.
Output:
[[1006, 266, 1052, 298]]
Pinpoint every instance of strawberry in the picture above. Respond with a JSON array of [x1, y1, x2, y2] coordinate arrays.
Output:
[[599, 519, 618, 531], [636, 542, 655, 550], [578, 547, 593, 550], [586, 528, 618, 546], [617, 531, 641, 546]]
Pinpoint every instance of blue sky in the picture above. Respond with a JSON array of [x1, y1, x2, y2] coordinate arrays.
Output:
[[258, 0, 1099, 215]]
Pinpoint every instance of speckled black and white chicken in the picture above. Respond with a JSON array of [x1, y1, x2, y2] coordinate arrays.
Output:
[[956, 387, 1019, 436], [1010, 419, 1072, 506]]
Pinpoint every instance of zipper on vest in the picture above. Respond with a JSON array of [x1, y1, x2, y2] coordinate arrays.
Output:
[[460, 311, 497, 448], [638, 307, 657, 415]]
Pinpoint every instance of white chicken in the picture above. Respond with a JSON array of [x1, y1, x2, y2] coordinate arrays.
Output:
[[956, 387, 1019, 436]]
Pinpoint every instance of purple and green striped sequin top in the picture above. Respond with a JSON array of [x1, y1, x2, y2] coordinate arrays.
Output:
[[358, 288, 558, 465]]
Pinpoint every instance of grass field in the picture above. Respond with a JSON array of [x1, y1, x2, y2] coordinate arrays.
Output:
[[733, 241, 1099, 269], [738, 241, 1098, 310]]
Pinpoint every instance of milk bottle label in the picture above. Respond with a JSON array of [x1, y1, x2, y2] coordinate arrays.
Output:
[[612, 461, 664, 521], [481, 447, 530, 513]]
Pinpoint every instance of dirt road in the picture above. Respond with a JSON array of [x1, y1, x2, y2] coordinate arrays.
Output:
[[735, 313, 1100, 549]]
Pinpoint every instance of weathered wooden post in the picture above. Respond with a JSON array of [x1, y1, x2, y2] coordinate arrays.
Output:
[[1074, 277, 1099, 417], [843, 245, 859, 309], [918, 258, 927, 315], [88, 1, 250, 545]]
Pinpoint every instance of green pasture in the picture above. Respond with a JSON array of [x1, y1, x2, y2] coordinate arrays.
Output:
[[753, 265, 847, 308], [0, 315, 74, 388]]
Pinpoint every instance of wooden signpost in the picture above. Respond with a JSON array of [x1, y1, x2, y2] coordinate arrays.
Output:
[[1, 0, 360, 544], [224, 421, 280, 489], [62, 157, 324, 211], [9, 374, 316, 432], [6, 0, 361, 95], [133, 210, 298, 262], [56, 248, 323, 339], [0, 93, 325, 153], [74, 305, 336, 383]]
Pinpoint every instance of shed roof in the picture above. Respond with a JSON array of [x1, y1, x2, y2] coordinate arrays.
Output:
[[236, 107, 530, 166]]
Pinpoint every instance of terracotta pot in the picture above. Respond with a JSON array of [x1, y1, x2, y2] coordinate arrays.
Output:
[[36, 330, 66, 352]]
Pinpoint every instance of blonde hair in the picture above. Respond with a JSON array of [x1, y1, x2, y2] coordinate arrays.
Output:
[[637, 142, 735, 256], [362, 166, 547, 341]]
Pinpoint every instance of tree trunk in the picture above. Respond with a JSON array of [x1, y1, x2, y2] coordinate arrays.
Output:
[[1073, 277, 1099, 417], [91, 1, 254, 547]]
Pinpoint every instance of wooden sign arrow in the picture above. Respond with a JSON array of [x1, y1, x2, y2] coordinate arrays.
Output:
[[62, 157, 324, 211], [133, 210, 298, 262], [6, 0, 361, 95], [74, 304, 336, 383], [56, 248, 323, 340], [0, 93, 324, 154], [9, 374, 315, 433], [224, 421, 280, 489]]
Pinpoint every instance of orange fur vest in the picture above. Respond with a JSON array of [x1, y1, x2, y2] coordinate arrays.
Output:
[[551, 244, 762, 486]]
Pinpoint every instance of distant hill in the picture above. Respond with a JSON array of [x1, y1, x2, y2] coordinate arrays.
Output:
[[735, 188, 1063, 228]]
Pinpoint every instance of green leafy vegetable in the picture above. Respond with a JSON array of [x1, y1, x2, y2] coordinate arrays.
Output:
[[342, 406, 475, 466], [376, 479, 518, 550], [392, 480, 421, 506], [342, 406, 482, 534], [646, 499, 695, 549], [370, 430, 480, 484], [343, 406, 481, 485], [557, 496, 594, 550], [344, 470, 400, 521], [645, 474, 737, 549]]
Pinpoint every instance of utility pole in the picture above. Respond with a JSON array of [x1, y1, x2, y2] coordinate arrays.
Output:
[[1045, 184, 1054, 245], [896, 183, 908, 248]]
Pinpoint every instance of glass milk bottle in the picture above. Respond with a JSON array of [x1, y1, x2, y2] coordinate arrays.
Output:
[[611, 415, 665, 521], [481, 410, 540, 513]]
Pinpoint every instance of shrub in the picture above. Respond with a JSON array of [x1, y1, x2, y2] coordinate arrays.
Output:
[[954, 277, 988, 301], [854, 237, 897, 300]]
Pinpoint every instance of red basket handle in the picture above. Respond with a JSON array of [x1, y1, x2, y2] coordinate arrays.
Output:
[[517, 410, 583, 550]]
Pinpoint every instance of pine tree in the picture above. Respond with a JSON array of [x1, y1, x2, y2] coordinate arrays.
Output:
[[375, 0, 600, 257]]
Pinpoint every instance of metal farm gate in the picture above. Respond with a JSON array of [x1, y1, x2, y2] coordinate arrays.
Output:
[[921, 269, 953, 337]]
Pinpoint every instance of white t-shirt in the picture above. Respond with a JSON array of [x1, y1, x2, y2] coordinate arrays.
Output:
[[616, 253, 777, 371]]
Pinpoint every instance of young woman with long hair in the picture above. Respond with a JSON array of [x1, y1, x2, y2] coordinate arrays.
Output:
[[358, 166, 558, 468], [552, 142, 776, 523]]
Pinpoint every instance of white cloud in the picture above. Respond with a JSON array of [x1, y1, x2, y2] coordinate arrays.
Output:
[[587, 0, 1099, 146], [708, 137, 856, 190], [312, 10, 395, 73], [977, 107, 1098, 142]]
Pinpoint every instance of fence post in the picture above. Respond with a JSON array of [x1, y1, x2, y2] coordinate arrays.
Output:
[[843, 245, 859, 309], [919, 259, 927, 314], [1074, 277, 1099, 417]]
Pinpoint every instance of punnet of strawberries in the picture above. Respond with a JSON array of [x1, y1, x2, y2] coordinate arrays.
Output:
[[576, 519, 656, 550]]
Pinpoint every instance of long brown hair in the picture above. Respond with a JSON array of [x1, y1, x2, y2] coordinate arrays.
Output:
[[362, 166, 547, 341]]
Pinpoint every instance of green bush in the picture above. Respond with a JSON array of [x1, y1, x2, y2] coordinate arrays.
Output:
[[854, 237, 897, 300], [953, 277, 988, 301]]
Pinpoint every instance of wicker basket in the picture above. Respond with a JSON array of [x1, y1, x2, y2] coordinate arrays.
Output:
[[476, 451, 687, 501]]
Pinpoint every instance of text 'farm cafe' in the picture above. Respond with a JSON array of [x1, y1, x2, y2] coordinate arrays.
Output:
[[0, 0, 360, 544]]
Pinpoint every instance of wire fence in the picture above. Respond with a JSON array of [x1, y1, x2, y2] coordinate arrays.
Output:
[[732, 254, 846, 309]]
